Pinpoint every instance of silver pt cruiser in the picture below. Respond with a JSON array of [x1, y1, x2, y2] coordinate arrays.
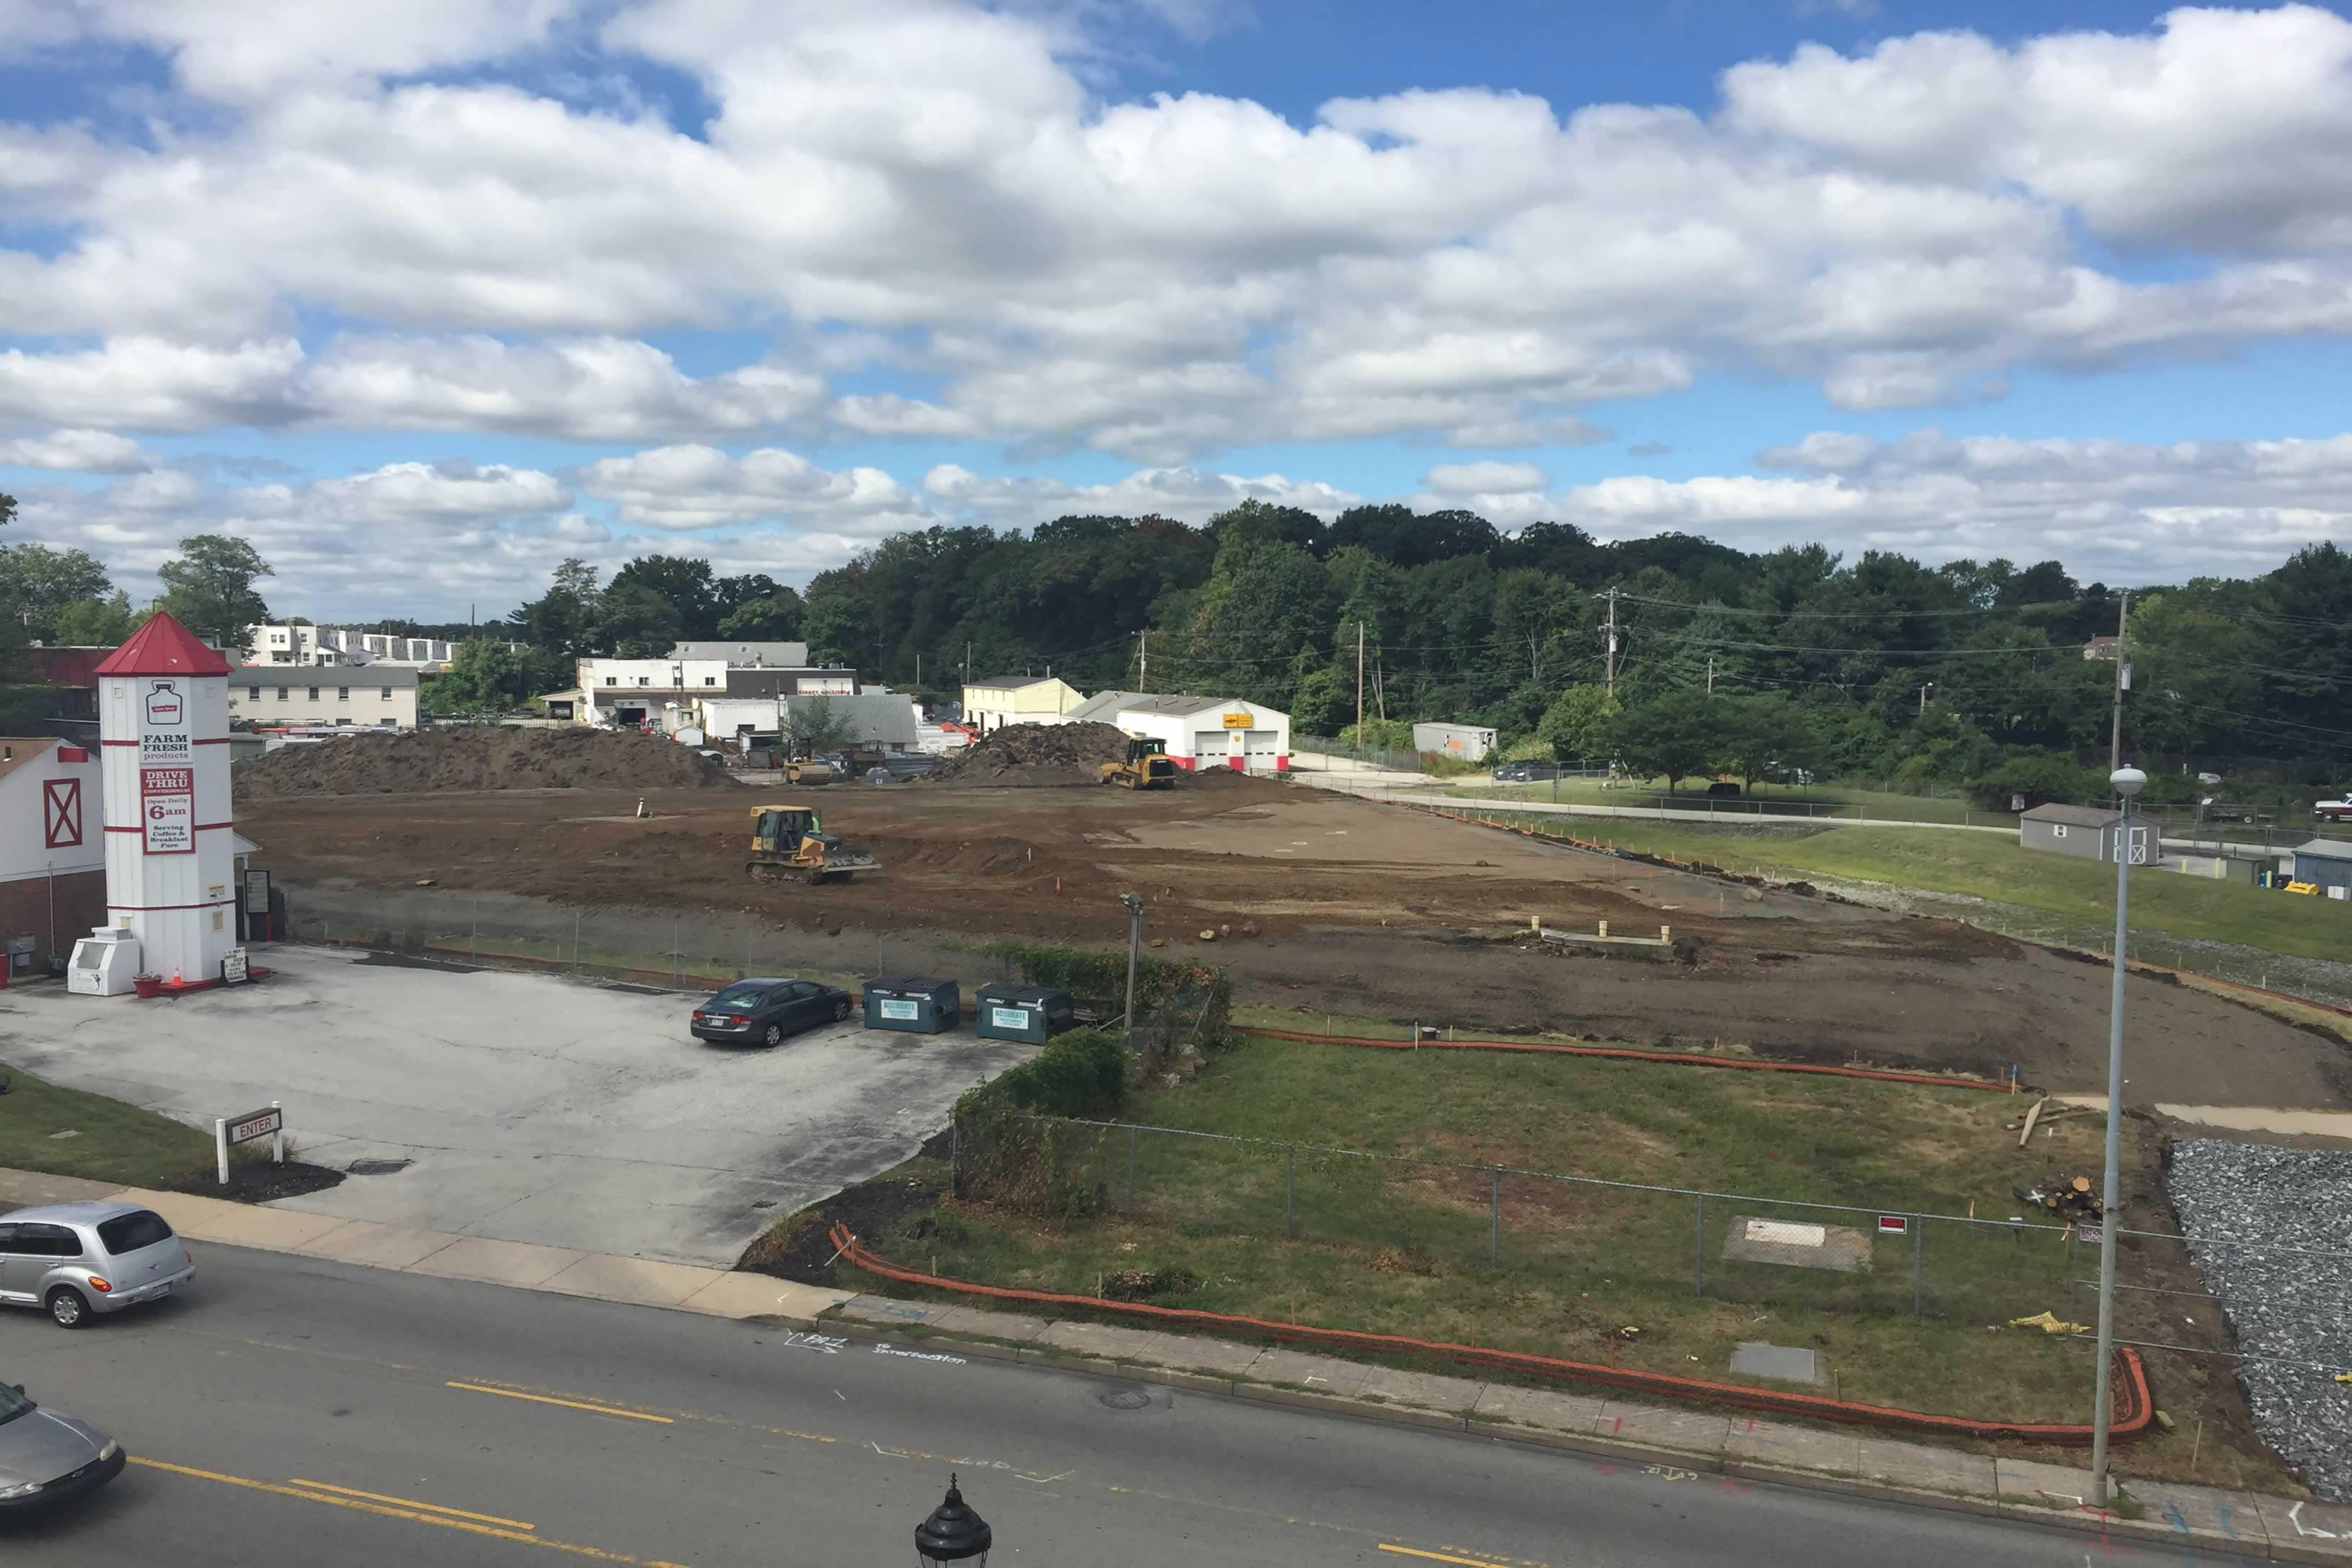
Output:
[[0, 1203, 196, 1328]]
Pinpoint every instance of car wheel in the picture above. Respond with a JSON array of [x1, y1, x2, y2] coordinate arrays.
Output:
[[46, 1287, 91, 1329], [764, 1022, 784, 1047]]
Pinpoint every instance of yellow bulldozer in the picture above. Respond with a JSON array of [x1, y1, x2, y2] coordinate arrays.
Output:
[[1098, 737, 1177, 789], [745, 804, 881, 883]]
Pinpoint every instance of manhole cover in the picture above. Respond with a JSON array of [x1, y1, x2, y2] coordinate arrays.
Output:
[[1097, 1387, 1153, 1410], [347, 1159, 413, 1176]]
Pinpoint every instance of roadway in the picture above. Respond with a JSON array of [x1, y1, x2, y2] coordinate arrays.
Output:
[[0, 1244, 2253, 1567]]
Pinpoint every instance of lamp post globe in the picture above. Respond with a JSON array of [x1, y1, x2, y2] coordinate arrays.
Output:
[[916, 1474, 992, 1567], [2111, 766, 2146, 798]]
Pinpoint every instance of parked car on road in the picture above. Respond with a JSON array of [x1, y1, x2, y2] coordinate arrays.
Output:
[[1490, 760, 1560, 782], [0, 1382, 124, 1511], [690, 977, 854, 1046], [0, 1204, 195, 1329]]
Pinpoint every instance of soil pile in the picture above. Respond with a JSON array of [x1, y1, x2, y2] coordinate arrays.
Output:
[[925, 721, 1133, 787], [237, 728, 731, 798]]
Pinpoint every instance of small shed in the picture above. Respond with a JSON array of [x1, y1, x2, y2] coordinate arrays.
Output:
[[974, 982, 1075, 1044], [863, 974, 961, 1033], [2291, 839, 2352, 896], [1412, 722, 1498, 762], [2019, 803, 2154, 865]]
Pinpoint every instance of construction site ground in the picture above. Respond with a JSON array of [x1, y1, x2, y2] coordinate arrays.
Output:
[[244, 776, 2352, 1112]]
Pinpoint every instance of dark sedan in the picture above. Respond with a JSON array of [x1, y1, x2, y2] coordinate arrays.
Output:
[[690, 977, 853, 1046], [0, 1383, 123, 1513], [1490, 760, 1561, 782]]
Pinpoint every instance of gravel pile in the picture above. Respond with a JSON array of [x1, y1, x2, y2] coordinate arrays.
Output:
[[924, 722, 1132, 787], [2168, 1139, 2352, 1500]]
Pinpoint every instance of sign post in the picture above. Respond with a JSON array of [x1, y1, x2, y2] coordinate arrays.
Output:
[[215, 1101, 284, 1185]]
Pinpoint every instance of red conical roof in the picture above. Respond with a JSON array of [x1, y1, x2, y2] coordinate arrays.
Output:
[[93, 612, 233, 677]]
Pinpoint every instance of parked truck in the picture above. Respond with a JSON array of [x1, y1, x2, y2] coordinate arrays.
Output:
[[2314, 793, 2352, 822]]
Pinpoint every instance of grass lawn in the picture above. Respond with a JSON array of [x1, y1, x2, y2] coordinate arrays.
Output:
[[1449, 776, 2011, 828], [0, 1061, 220, 1188], [1478, 816, 2350, 966], [849, 1038, 2191, 1442]]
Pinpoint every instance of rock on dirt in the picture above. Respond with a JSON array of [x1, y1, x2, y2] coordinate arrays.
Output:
[[923, 721, 1132, 787], [236, 728, 731, 798], [2168, 1139, 2352, 1501]]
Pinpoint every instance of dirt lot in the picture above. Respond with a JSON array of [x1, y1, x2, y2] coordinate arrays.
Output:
[[241, 774, 2352, 1111]]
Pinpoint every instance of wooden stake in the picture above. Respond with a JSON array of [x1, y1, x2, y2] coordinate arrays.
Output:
[[2190, 1417, 2203, 1473]]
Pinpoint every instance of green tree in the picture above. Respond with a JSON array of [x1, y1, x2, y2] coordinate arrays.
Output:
[[154, 534, 272, 642], [1535, 683, 1615, 760], [0, 544, 112, 641], [1714, 693, 1823, 788], [609, 555, 719, 640], [423, 640, 562, 713], [597, 582, 685, 659], [1606, 689, 1723, 791], [509, 558, 602, 659], [781, 695, 856, 753], [52, 592, 137, 645], [718, 589, 804, 641]]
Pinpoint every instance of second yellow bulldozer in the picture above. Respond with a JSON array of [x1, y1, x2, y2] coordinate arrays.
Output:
[[745, 804, 882, 883], [1098, 737, 1177, 789]]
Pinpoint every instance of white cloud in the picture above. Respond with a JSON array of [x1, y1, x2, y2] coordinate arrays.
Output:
[[0, 338, 304, 431], [572, 443, 924, 533], [0, 428, 160, 473], [1424, 460, 1548, 496], [2, 5, 2349, 456], [923, 461, 1361, 527]]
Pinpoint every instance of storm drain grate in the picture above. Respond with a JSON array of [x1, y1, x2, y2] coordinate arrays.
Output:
[[1097, 1388, 1154, 1410], [347, 1158, 413, 1176]]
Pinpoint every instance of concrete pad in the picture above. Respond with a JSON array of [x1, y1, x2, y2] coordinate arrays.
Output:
[[1994, 1455, 2098, 1513], [0, 1168, 126, 1210], [1126, 1331, 1263, 1377], [1243, 1346, 1370, 1394], [2251, 1493, 2352, 1565], [2134, 1478, 2271, 1557], [1471, 1383, 1608, 1437], [1851, 1435, 1997, 1508], [1595, 1400, 1731, 1461], [914, 1305, 1050, 1344], [178, 1204, 354, 1251], [1034, 1319, 1173, 1365], [837, 1293, 951, 1327], [1353, 1366, 1485, 1414], [292, 1219, 464, 1270], [676, 1272, 850, 1321], [1724, 1416, 1858, 1476], [1729, 1342, 1823, 1384], [406, 1235, 586, 1287], [541, 1253, 724, 1308], [0, 947, 1045, 1265]]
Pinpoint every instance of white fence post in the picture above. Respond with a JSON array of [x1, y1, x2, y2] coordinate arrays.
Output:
[[215, 1118, 229, 1186], [271, 1099, 283, 1165]]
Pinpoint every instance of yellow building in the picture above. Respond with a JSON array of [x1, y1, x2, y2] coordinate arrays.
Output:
[[960, 675, 1082, 732]]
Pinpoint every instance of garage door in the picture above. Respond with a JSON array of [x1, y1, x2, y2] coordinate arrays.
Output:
[[1241, 729, 1280, 771], [1192, 730, 1230, 769]]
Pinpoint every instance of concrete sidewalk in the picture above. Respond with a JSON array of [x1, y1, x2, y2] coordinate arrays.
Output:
[[0, 1167, 849, 1324]]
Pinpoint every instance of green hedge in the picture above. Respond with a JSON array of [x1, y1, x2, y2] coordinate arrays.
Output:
[[971, 1026, 1125, 1120], [977, 940, 1219, 1010]]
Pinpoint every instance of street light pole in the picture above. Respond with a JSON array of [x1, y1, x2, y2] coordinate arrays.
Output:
[[2090, 763, 2146, 1507]]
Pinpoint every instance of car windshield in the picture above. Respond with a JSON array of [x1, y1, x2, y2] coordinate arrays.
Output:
[[97, 1210, 174, 1255], [0, 1384, 32, 1425], [707, 983, 770, 1009]]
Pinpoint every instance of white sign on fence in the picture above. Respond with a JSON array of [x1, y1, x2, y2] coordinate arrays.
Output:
[[215, 1100, 284, 1186]]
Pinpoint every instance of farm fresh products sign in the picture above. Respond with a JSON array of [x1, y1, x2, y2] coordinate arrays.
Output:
[[139, 679, 195, 854]]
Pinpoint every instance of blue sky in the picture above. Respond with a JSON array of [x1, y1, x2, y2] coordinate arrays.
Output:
[[3, 1, 2351, 618]]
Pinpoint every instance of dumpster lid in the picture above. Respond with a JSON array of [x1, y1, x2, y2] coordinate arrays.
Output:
[[976, 982, 1067, 1007], [866, 974, 956, 995]]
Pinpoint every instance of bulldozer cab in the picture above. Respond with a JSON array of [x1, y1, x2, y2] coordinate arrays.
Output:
[[751, 805, 824, 852], [1101, 736, 1177, 788], [1125, 738, 1166, 764]]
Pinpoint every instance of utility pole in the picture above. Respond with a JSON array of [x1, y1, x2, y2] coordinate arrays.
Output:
[[2108, 592, 2132, 774], [1919, 682, 1933, 716], [1601, 589, 1620, 698], [1355, 620, 1365, 740], [1706, 656, 1715, 695], [1139, 629, 1149, 690]]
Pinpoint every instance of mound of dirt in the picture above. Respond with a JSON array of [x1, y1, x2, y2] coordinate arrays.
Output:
[[236, 727, 731, 798], [924, 721, 1134, 787]]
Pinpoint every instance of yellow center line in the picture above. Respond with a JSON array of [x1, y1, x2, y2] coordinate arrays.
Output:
[[447, 1382, 676, 1423], [290, 1479, 536, 1530], [1378, 1545, 1515, 1568], [130, 1458, 689, 1567]]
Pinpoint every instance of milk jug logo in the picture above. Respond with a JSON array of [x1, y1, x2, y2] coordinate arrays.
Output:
[[139, 679, 192, 763]]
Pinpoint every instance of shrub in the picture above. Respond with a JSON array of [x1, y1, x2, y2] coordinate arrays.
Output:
[[983, 1027, 1125, 1120]]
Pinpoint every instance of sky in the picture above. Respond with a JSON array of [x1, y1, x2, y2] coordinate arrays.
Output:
[[5, 0, 2352, 622]]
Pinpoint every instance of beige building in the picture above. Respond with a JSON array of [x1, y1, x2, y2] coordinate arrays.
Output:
[[961, 675, 1082, 732], [230, 666, 420, 730]]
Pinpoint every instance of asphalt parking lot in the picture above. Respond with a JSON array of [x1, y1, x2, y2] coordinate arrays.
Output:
[[0, 947, 1038, 1266]]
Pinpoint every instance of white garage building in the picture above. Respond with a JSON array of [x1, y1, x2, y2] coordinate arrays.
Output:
[[1105, 694, 1290, 774]]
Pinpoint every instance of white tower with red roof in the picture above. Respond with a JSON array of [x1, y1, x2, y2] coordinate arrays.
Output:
[[93, 614, 236, 987]]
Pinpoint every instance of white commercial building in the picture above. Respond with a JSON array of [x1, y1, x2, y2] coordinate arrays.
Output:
[[244, 624, 349, 667], [962, 675, 1082, 732], [231, 667, 420, 730], [1412, 722, 1497, 762], [1093, 694, 1290, 773], [668, 641, 809, 667]]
